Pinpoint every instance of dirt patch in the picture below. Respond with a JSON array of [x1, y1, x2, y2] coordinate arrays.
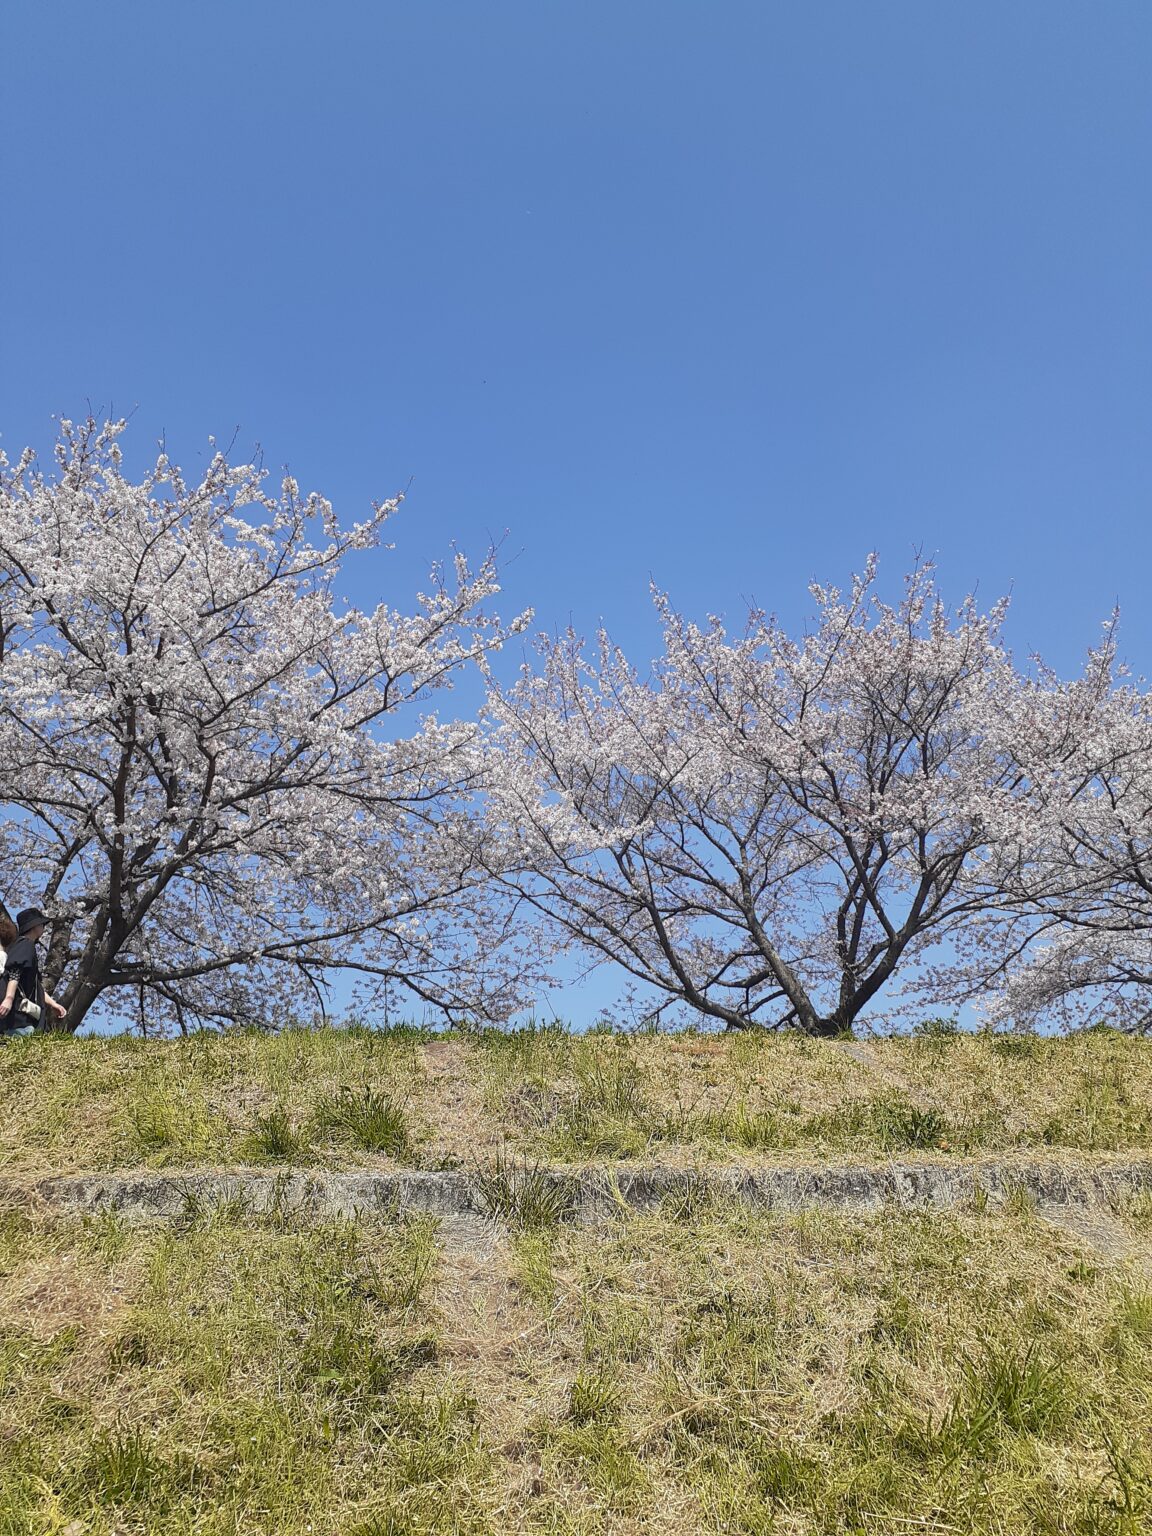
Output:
[[1041, 1204, 1145, 1263], [0, 1249, 132, 1339], [836, 1038, 913, 1091], [415, 1037, 500, 1166], [433, 1217, 578, 1505]]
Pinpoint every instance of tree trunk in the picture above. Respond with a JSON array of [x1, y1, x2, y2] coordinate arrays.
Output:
[[808, 1016, 848, 1039], [56, 974, 106, 1035]]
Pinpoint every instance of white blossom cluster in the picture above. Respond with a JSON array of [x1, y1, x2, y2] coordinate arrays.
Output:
[[964, 634, 1152, 1032], [2, 419, 1148, 1035], [0, 419, 537, 1032], [481, 564, 1152, 1035]]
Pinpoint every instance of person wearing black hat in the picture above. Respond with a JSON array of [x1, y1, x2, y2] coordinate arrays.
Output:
[[0, 908, 67, 1035]]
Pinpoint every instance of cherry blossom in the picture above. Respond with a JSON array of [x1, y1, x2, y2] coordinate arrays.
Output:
[[0, 418, 534, 1032], [482, 561, 1025, 1035], [971, 631, 1152, 1032]]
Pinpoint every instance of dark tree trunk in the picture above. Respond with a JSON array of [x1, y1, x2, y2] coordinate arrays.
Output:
[[56, 973, 107, 1035], [808, 1016, 848, 1039]]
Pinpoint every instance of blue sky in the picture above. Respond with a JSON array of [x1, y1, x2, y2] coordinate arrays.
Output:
[[3, 2, 1150, 1026]]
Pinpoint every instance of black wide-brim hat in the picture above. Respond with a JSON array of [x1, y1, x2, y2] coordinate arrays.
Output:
[[16, 908, 48, 935]]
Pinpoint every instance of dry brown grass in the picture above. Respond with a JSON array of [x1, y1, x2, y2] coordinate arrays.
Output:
[[3, 1025, 1152, 1178], [3, 1187, 1151, 1533], [2, 1024, 1151, 1531]]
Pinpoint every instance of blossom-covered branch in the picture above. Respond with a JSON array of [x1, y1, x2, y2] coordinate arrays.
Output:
[[0, 418, 535, 1032], [968, 631, 1152, 1032], [484, 561, 1024, 1035]]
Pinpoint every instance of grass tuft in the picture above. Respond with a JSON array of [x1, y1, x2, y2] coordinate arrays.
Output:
[[80, 1422, 200, 1508], [240, 1105, 308, 1161], [567, 1367, 621, 1425], [959, 1337, 1071, 1437], [313, 1084, 410, 1156], [472, 1144, 577, 1229]]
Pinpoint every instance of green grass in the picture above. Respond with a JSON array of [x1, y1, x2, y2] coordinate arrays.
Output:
[[4, 1027, 1152, 1530], [3, 1186, 1152, 1531], [4, 1025, 1152, 1176], [0, 1200, 483, 1535], [472, 1143, 578, 1230], [239, 1103, 310, 1161], [521, 1203, 1152, 1534], [313, 1085, 411, 1156]]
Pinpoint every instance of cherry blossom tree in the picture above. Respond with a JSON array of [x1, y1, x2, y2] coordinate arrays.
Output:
[[484, 561, 1025, 1036], [0, 418, 533, 1033], [972, 633, 1152, 1032]]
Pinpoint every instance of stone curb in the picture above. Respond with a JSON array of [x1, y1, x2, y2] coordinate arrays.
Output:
[[5, 1158, 1152, 1226]]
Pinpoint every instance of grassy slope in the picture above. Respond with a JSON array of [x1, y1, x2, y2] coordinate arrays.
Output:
[[3, 1029, 1152, 1533], [1, 1027, 1152, 1174], [2, 1195, 1152, 1533]]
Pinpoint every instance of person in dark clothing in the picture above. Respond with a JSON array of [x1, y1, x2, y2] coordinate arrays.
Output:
[[0, 912, 18, 1016], [0, 908, 66, 1036]]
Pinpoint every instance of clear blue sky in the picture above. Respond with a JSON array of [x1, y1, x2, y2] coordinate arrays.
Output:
[[3, 2, 1150, 1024]]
